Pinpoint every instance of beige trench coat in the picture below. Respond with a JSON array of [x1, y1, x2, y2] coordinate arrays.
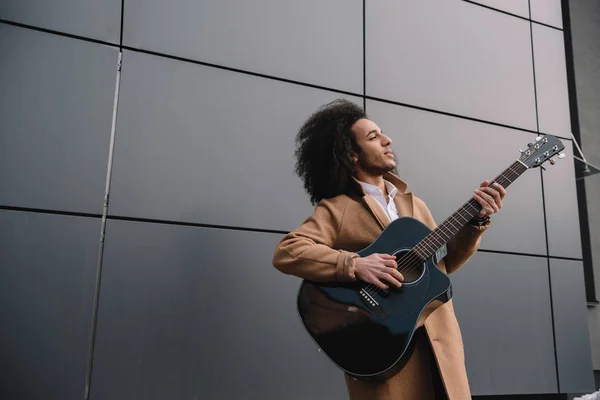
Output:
[[272, 173, 489, 400]]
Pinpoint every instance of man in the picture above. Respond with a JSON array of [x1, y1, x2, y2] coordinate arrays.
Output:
[[272, 99, 506, 400]]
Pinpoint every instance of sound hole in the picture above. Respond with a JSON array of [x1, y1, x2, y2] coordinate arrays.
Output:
[[392, 249, 424, 285]]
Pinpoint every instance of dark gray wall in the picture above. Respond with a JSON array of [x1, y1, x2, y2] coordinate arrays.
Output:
[[0, 0, 121, 44], [452, 252, 557, 395], [0, 211, 100, 400], [566, 0, 600, 384], [0, 25, 117, 214], [0, 0, 594, 398], [89, 221, 347, 400]]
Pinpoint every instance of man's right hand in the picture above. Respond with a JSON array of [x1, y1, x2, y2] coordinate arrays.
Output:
[[354, 253, 404, 290]]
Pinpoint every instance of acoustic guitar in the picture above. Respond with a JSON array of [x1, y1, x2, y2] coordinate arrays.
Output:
[[296, 134, 565, 381]]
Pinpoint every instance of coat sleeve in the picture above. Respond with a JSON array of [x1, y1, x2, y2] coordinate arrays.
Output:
[[414, 196, 490, 274], [272, 198, 359, 282], [443, 221, 489, 274]]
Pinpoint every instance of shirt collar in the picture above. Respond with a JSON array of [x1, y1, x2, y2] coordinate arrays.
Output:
[[357, 179, 398, 199], [350, 172, 409, 196]]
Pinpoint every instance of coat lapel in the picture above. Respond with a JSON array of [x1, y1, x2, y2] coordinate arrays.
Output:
[[362, 194, 391, 230], [393, 192, 414, 219], [352, 173, 414, 230], [385, 172, 414, 219]]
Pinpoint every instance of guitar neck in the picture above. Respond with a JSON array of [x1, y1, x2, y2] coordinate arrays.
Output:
[[412, 159, 528, 261]]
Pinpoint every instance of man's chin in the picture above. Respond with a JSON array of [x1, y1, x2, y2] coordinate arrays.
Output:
[[362, 163, 397, 176], [385, 163, 398, 175]]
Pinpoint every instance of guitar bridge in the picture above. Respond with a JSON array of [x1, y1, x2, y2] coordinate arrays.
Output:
[[358, 289, 388, 319]]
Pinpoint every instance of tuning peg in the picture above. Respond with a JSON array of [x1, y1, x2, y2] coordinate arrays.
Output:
[[527, 142, 534, 147], [549, 159, 556, 165], [536, 136, 542, 142], [558, 153, 566, 159]]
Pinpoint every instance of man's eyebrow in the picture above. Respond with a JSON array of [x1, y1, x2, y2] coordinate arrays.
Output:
[[366, 129, 379, 137]]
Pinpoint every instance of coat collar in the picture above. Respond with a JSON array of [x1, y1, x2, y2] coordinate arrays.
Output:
[[350, 172, 414, 229]]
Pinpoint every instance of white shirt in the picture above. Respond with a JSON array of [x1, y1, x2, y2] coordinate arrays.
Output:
[[358, 179, 400, 222]]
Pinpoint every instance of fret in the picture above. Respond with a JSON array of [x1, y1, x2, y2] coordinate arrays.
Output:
[[498, 172, 510, 184], [448, 215, 462, 228], [413, 247, 427, 260], [465, 201, 479, 213]]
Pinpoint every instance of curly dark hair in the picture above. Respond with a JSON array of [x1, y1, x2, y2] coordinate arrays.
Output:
[[295, 99, 366, 205]]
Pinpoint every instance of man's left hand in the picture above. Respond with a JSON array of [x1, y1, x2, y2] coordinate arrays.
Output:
[[473, 180, 506, 218]]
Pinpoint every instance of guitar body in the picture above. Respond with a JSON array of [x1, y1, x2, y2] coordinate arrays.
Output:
[[297, 216, 452, 381]]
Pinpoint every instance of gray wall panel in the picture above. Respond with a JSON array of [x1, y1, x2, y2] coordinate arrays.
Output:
[[569, 0, 600, 370], [122, 0, 362, 93], [0, 0, 121, 44], [550, 259, 595, 393], [468, 0, 530, 18], [451, 252, 557, 395], [90, 220, 348, 400], [367, 100, 547, 256], [0, 25, 117, 214], [0, 0, 587, 396], [366, 0, 537, 130], [530, 0, 563, 29], [543, 142, 583, 259], [109, 50, 361, 230], [0, 210, 99, 400], [533, 23, 571, 138]]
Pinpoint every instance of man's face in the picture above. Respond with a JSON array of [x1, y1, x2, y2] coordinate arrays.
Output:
[[351, 118, 396, 175]]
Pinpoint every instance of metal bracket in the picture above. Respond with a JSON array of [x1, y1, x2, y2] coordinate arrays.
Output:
[[571, 132, 600, 179]]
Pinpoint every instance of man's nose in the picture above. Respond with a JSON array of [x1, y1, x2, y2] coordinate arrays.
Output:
[[382, 134, 392, 146]]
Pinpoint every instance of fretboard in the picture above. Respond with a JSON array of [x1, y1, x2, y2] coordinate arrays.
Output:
[[411, 160, 529, 262]]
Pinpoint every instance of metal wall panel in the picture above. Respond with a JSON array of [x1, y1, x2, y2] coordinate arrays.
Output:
[[543, 141, 583, 259], [0, 210, 100, 400], [0, 0, 121, 44], [122, 0, 362, 93], [468, 0, 530, 18], [366, 0, 537, 130], [0, 25, 117, 214], [451, 252, 558, 395], [89, 220, 348, 400], [568, 0, 600, 371], [550, 259, 595, 393], [533, 23, 571, 138], [530, 0, 563, 29], [109, 50, 361, 230]]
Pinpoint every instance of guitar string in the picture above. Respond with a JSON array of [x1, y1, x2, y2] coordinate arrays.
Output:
[[361, 161, 526, 296], [369, 163, 523, 293], [362, 167, 518, 295], [385, 154, 538, 283], [362, 161, 525, 295]]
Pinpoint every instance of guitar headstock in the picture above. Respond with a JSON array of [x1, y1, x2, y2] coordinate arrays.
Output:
[[519, 135, 565, 169]]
